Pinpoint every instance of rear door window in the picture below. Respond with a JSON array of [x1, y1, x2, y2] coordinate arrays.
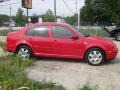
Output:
[[26, 25, 49, 37]]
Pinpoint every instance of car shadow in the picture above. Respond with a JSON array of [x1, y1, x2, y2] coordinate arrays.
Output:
[[32, 56, 120, 66], [34, 57, 85, 64], [103, 58, 120, 65]]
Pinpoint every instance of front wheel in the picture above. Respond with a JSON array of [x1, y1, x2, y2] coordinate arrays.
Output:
[[17, 45, 32, 59], [85, 48, 105, 66], [115, 32, 120, 41]]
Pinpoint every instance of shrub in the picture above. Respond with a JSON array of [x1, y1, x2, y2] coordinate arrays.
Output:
[[0, 30, 9, 36], [79, 83, 98, 90], [0, 54, 65, 90]]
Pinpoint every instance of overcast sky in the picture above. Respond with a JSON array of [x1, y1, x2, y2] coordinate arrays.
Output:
[[0, 0, 85, 16]]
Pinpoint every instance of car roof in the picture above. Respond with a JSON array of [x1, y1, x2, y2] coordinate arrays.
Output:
[[29, 22, 69, 26]]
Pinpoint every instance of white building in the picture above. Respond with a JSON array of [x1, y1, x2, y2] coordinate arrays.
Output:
[[56, 16, 65, 23], [28, 15, 43, 24], [28, 15, 65, 24]]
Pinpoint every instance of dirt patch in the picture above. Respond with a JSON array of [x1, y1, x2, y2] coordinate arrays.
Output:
[[0, 36, 120, 90], [28, 41, 120, 90]]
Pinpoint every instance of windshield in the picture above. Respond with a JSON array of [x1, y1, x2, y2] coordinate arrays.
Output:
[[69, 25, 85, 36]]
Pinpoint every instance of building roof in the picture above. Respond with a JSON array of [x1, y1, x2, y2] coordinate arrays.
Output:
[[29, 15, 64, 19]]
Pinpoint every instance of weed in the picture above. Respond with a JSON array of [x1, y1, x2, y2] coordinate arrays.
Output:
[[0, 30, 9, 36], [0, 42, 5, 50], [0, 54, 65, 90], [79, 83, 98, 90]]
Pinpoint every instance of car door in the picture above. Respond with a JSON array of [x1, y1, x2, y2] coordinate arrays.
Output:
[[51, 24, 83, 58], [25, 24, 53, 55]]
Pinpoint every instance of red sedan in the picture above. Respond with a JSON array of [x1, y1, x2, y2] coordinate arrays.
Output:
[[6, 22, 118, 66]]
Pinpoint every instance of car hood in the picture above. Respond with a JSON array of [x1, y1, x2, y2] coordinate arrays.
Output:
[[89, 35, 111, 41], [86, 35, 115, 45]]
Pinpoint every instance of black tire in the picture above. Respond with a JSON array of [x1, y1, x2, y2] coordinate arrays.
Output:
[[85, 48, 105, 66], [17, 45, 32, 59], [115, 32, 120, 41]]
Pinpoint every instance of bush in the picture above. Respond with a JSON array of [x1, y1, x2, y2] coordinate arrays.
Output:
[[0, 30, 9, 36], [79, 83, 98, 90], [0, 54, 65, 90]]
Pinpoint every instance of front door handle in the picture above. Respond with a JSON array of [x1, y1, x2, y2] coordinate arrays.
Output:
[[29, 38, 33, 40]]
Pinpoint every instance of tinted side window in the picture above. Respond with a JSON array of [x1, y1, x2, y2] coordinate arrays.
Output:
[[26, 25, 48, 37], [52, 26, 73, 38]]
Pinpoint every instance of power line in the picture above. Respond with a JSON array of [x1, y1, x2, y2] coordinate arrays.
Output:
[[62, 0, 75, 14], [0, 2, 20, 7]]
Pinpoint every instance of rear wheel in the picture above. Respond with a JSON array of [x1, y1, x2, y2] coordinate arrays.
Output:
[[17, 45, 32, 59], [115, 32, 120, 41], [85, 48, 105, 66]]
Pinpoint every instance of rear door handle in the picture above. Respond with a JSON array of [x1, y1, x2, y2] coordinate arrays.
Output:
[[54, 39, 57, 42]]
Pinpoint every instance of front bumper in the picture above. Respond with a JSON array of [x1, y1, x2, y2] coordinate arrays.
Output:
[[107, 49, 118, 60]]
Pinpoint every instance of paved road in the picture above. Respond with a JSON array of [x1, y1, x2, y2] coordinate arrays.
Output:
[[0, 36, 120, 90]]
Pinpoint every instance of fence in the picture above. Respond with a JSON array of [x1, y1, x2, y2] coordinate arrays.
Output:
[[79, 26, 113, 37], [0, 26, 113, 37]]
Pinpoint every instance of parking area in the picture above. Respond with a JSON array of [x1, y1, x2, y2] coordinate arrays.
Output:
[[0, 36, 120, 90], [27, 42, 120, 90]]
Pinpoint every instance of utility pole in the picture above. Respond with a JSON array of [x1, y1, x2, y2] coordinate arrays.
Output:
[[26, 8, 29, 26], [9, 6, 12, 31], [75, 0, 80, 30], [78, 9, 80, 30], [76, 0, 78, 14], [54, 0, 56, 22]]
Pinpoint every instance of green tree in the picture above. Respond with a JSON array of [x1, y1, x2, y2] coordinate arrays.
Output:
[[81, 0, 120, 25], [81, 0, 94, 22], [0, 14, 9, 26], [14, 8, 26, 26], [65, 14, 77, 25], [42, 9, 55, 22]]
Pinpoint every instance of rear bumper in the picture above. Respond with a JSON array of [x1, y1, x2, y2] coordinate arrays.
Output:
[[106, 49, 118, 60], [6, 44, 16, 53]]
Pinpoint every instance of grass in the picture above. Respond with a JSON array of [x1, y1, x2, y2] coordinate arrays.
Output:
[[0, 54, 65, 90], [0, 30, 9, 36], [0, 41, 5, 50], [0, 42, 98, 90], [79, 83, 98, 90]]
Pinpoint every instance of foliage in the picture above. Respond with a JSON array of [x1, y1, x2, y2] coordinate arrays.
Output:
[[79, 83, 98, 90], [0, 30, 9, 36], [0, 15, 9, 26], [80, 0, 120, 25], [42, 9, 55, 22], [0, 41, 5, 50], [13, 8, 26, 26], [0, 54, 65, 90], [65, 14, 77, 25], [65, 0, 120, 25]]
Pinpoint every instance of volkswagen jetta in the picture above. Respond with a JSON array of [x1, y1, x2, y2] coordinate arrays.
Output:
[[6, 22, 118, 66]]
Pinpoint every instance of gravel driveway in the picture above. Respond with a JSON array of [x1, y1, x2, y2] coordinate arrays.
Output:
[[28, 41, 120, 90], [0, 36, 120, 90]]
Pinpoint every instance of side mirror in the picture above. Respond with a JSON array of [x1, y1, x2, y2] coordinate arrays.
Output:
[[71, 36, 79, 40]]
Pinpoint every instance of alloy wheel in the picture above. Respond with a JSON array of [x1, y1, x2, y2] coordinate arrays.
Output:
[[18, 47, 30, 59]]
